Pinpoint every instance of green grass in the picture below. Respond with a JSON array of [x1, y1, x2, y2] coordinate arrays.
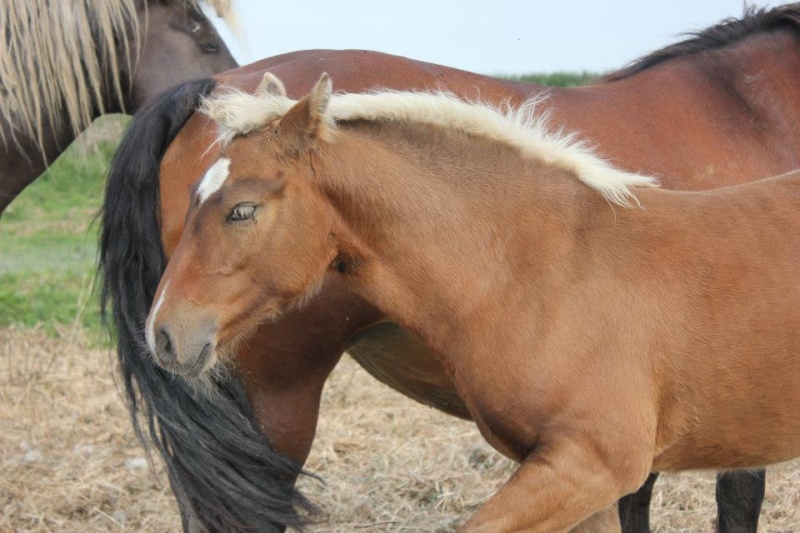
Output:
[[501, 71, 600, 87], [0, 116, 127, 338]]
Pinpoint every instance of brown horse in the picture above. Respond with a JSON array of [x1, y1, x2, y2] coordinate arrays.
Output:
[[99, 5, 800, 531], [152, 73, 800, 532], [0, 0, 238, 214]]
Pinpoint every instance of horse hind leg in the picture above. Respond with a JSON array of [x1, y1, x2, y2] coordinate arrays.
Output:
[[616, 472, 658, 533], [715, 469, 765, 533], [614, 469, 765, 533]]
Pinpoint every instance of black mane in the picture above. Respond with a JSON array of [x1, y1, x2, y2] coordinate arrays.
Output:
[[99, 79, 315, 532], [605, 3, 800, 81]]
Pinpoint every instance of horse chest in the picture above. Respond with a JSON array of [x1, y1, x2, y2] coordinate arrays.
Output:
[[468, 404, 542, 463], [346, 322, 471, 419]]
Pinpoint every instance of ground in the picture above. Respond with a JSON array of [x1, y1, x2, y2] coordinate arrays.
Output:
[[1, 326, 798, 532]]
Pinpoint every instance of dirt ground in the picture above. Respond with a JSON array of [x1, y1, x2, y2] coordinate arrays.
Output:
[[1, 326, 798, 532]]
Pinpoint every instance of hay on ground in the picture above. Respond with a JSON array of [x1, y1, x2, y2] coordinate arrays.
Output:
[[1, 327, 797, 531]]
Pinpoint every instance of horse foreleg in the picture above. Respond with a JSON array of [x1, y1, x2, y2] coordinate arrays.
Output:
[[459, 436, 649, 533], [715, 469, 765, 533], [617, 472, 658, 533]]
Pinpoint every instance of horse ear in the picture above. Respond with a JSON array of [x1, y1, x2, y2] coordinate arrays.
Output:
[[278, 73, 333, 148], [255, 72, 287, 98], [308, 73, 333, 120]]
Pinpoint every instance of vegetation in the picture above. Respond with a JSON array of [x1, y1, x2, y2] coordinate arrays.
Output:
[[501, 71, 600, 87], [0, 116, 128, 338]]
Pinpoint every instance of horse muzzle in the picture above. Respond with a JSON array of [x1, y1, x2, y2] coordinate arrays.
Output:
[[152, 323, 217, 377]]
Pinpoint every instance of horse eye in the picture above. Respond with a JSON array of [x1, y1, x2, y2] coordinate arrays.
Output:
[[228, 204, 256, 222], [199, 41, 219, 53]]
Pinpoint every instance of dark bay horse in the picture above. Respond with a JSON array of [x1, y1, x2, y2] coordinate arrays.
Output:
[[100, 5, 800, 531], [150, 74, 800, 532], [0, 0, 238, 214]]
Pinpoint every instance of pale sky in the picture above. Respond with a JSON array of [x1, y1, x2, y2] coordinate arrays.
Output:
[[210, 1, 764, 76]]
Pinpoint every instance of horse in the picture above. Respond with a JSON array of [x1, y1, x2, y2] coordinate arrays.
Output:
[[0, 0, 238, 214], [99, 4, 800, 531], [148, 73, 800, 532]]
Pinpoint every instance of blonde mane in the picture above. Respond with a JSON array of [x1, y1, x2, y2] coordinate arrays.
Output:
[[0, 0, 236, 148], [201, 83, 659, 206]]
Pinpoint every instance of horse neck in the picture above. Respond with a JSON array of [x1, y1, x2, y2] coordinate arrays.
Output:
[[315, 122, 589, 352], [0, 40, 132, 214], [0, 126, 71, 213], [0, 82, 124, 214]]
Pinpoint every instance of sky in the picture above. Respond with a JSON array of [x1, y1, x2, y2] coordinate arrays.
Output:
[[209, 0, 765, 76]]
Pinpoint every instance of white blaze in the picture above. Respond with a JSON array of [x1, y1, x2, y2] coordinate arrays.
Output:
[[145, 281, 170, 355], [196, 157, 231, 205]]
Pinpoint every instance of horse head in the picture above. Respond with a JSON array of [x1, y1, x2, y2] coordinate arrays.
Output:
[[146, 74, 339, 382], [125, 0, 238, 108]]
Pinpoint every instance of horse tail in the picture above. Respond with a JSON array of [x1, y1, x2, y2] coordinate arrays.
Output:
[[99, 78, 315, 532]]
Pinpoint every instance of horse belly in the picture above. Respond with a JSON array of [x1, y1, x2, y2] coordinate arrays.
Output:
[[653, 414, 800, 472], [653, 342, 800, 471]]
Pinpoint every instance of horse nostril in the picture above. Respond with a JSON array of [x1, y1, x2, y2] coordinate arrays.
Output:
[[155, 326, 175, 365]]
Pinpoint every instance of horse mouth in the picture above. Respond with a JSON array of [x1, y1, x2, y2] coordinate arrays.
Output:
[[182, 342, 214, 378], [156, 342, 215, 378]]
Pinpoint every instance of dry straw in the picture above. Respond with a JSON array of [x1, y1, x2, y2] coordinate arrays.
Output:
[[1, 327, 797, 531]]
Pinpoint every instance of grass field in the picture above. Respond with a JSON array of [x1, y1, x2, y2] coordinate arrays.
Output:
[[0, 116, 127, 338], [2, 91, 799, 532]]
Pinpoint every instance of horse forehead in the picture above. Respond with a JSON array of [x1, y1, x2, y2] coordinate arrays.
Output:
[[226, 142, 289, 177], [197, 158, 231, 205]]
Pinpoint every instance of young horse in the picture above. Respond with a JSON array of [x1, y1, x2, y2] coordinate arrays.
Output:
[[150, 74, 800, 533], [100, 5, 800, 531], [0, 0, 238, 214]]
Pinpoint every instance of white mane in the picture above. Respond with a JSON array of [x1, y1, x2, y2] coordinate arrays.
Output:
[[200, 85, 659, 206]]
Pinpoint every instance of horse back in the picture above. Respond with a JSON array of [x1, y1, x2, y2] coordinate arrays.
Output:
[[214, 49, 535, 103], [549, 27, 800, 189]]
